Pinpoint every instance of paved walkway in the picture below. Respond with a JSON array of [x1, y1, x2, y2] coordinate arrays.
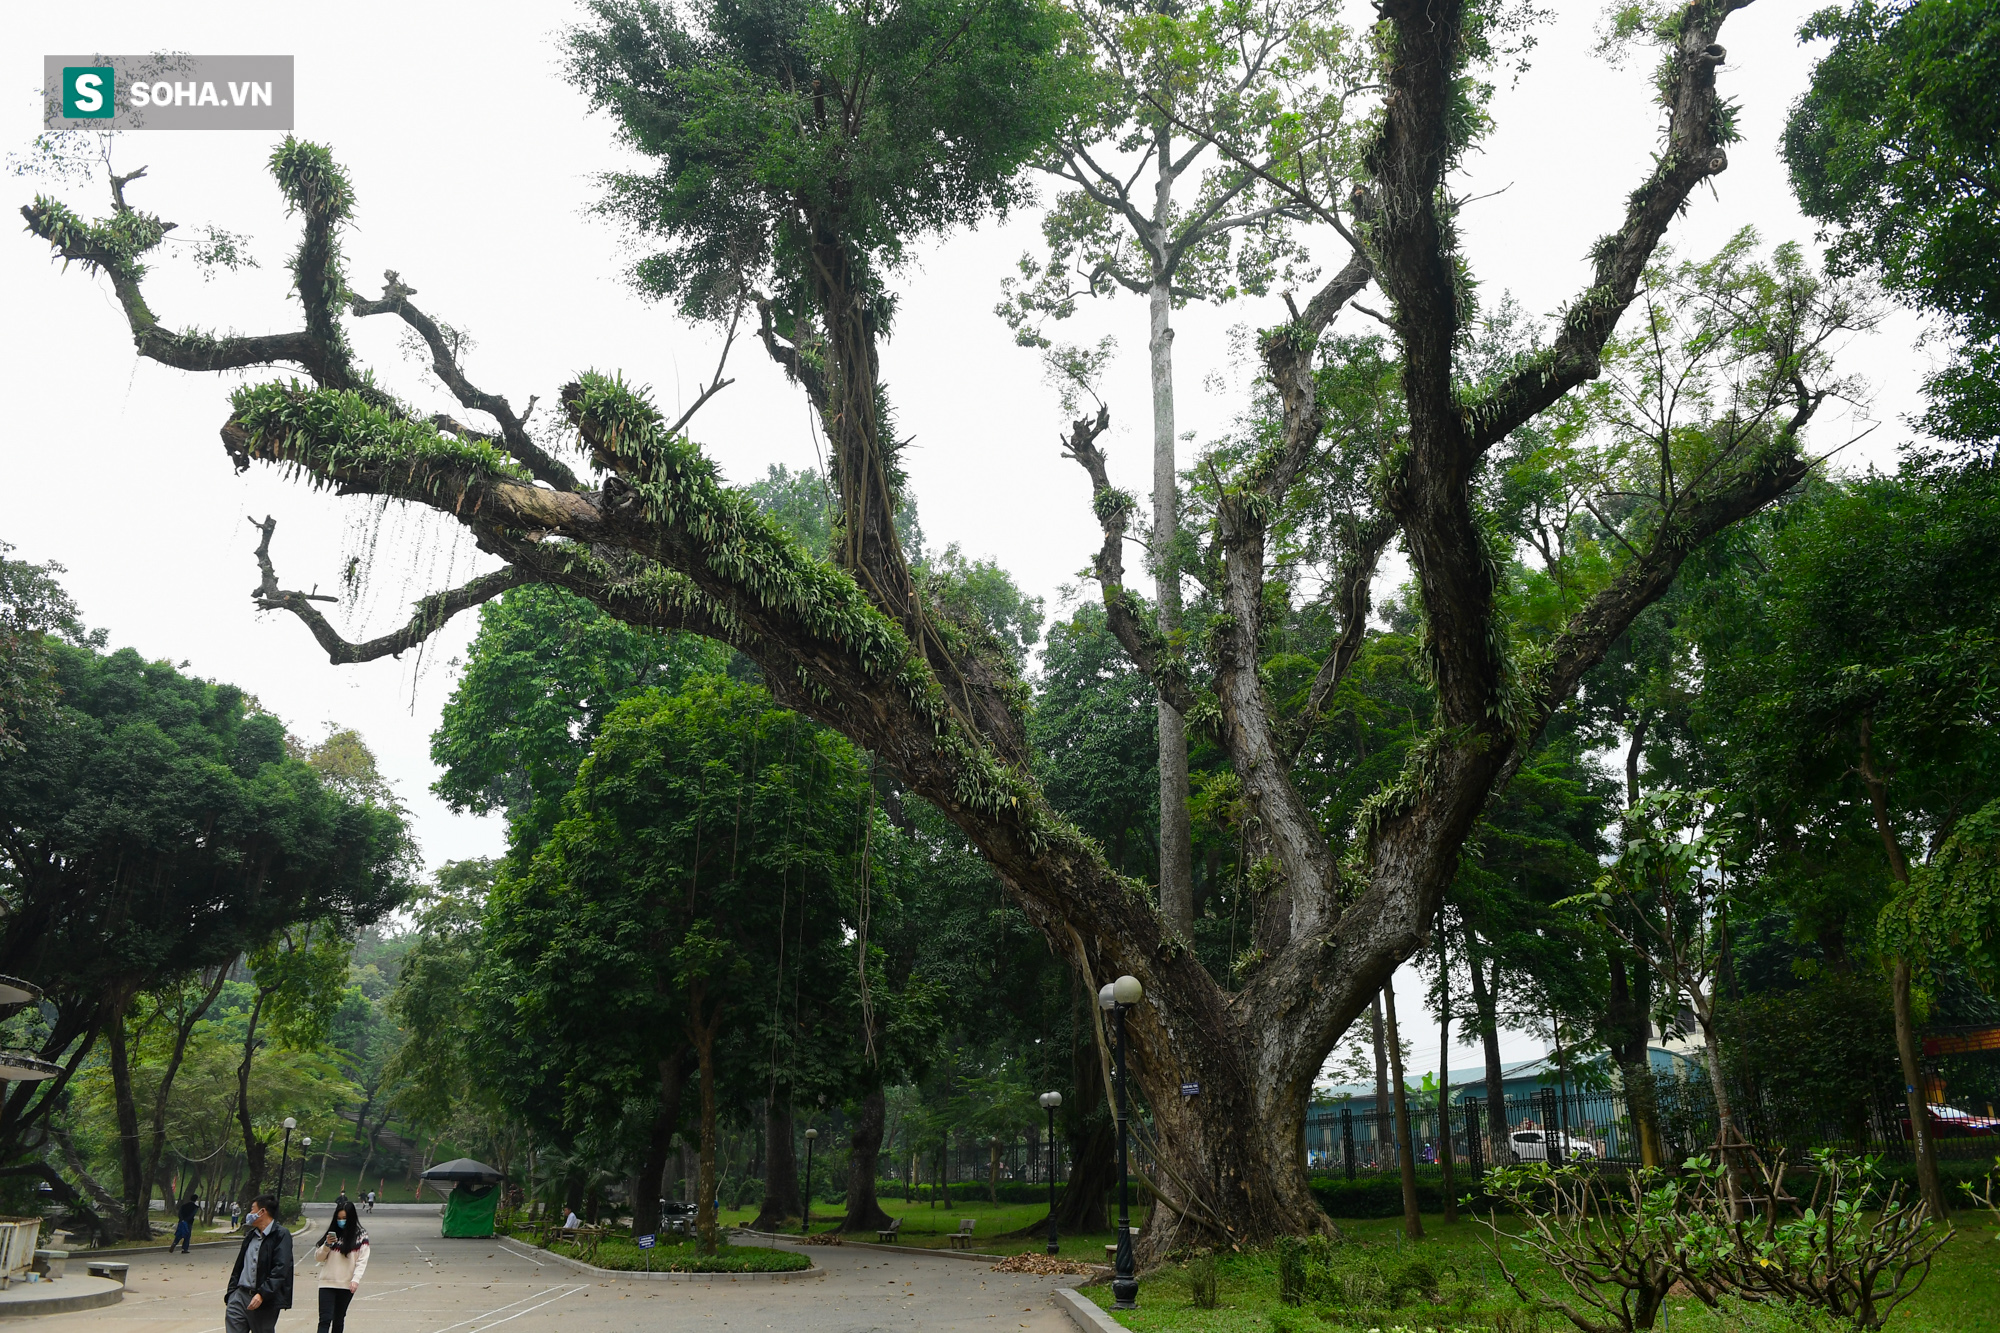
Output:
[[34, 1205, 1087, 1333]]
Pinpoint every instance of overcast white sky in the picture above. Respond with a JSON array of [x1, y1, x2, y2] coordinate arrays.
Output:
[[2, 1, 1930, 1076]]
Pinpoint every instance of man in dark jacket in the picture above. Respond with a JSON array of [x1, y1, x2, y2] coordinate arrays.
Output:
[[224, 1196, 293, 1333], [174, 1195, 198, 1253]]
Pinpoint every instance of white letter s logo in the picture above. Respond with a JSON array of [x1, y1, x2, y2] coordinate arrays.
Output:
[[73, 73, 103, 113]]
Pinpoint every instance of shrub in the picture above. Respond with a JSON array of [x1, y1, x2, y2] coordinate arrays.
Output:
[[1185, 1249, 1218, 1309]]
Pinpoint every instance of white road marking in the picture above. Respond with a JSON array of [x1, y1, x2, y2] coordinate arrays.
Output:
[[440, 1283, 589, 1333], [421, 1283, 586, 1333], [494, 1241, 546, 1267]]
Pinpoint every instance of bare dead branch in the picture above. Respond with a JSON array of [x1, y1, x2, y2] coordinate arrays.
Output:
[[246, 516, 530, 664], [351, 271, 580, 491]]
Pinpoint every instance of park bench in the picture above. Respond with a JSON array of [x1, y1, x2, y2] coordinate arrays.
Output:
[[1102, 1227, 1140, 1264], [86, 1260, 129, 1287], [32, 1249, 67, 1280], [946, 1219, 976, 1250], [876, 1218, 902, 1243]]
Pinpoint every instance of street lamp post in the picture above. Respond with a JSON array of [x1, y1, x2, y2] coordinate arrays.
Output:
[[1038, 1092, 1062, 1255], [1099, 975, 1143, 1309], [275, 1117, 298, 1216], [300, 1137, 311, 1208], [802, 1128, 819, 1235]]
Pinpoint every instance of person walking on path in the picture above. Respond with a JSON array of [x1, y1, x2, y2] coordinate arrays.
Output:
[[174, 1196, 198, 1253], [312, 1201, 369, 1333], [225, 1196, 293, 1333]]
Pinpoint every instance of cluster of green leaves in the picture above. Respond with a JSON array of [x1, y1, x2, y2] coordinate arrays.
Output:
[[0, 544, 104, 753], [1785, 0, 2000, 452], [569, 0, 1086, 323]]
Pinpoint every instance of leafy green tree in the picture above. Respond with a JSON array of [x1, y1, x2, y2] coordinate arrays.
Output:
[[493, 676, 876, 1250], [30, 0, 1864, 1249], [569, 0, 1081, 618], [1784, 0, 2000, 452], [1682, 465, 2000, 1213], [1000, 0, 1369, 936], [0, 640, 411, 1235], [1032, 603, 1158, 879], [434, 587, 730, 853], [0, 544, 104, 754]]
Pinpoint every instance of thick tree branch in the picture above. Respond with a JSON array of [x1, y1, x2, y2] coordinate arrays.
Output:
[[1460, 6, 1752, 453], [754, 295, 830, 413], [1288, 513, 1399, 763], [351, 271, 581, 491], [1060, 406, 1202, 716], [22, 198, 327, 375]]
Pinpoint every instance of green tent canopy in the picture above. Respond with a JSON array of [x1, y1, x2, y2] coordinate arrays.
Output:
[[439, 1182, 498, 1238], [423, 1159, 503, 1238]]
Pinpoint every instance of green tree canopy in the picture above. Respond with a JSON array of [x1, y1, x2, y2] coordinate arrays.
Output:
[[1784, 0, 2000, 449]]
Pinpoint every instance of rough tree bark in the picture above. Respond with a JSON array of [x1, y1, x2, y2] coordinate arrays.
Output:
[[839, 1086, 895, 1233], [233, 989, 271, 1207], [752, 1098, 803, 1230], [634, 1047, 687, 1236], [1467, 940, 1508, 1163], [27, 0, 1800, 1257], [1382, 984, 1423, 1239]]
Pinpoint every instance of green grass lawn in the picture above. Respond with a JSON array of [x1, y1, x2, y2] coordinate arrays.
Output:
[[717, 1192, 1150, 1260], [1075, 1211, 2000, 1333]]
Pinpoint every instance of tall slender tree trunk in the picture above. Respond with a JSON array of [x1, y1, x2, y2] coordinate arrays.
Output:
[[1692, 999, 1750, 1218], [1468, 948, 1508, 1165], [1856, 711, 1947, 1217], [1370, 994, 1390, 1166], [753, 1097, 803, 1230], [1382, 984, 1423, 1239], [234, 989, 271, 1206], [1437, 938, 1457, 1225], [1147, 132, 1193, 941], [691, 995, 721, 1255], [1615, 721, 1664, 1167], [840, 1085, 894, 1232], [141, 969, 228, 1231], [104, 994, 154, 1239]]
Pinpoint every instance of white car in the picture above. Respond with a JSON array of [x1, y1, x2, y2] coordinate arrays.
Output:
[[1504, 1128, 1598, 1163]]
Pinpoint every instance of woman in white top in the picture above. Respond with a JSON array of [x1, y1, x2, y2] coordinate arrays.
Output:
[[313, 1202, 370, 1333]]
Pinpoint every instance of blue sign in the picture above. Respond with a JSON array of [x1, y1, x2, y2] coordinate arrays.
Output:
[[636, 1233, 657, 1249], [1181, 1082, 1200, 1096]]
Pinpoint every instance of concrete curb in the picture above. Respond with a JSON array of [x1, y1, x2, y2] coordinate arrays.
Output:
[[728, 1227, 1012, 1263], [1056, 1287, 1126, 1333], [495, 1240, 823, 1284], [0, 1277, 125, 1317], [72, 1239, 236, 1257]]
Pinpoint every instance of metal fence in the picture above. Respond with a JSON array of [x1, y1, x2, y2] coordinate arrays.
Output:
[[1305, 1074, 1995, 1180]]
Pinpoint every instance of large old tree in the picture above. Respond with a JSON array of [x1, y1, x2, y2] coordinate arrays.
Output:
[[28, 0, 1853, 1251]]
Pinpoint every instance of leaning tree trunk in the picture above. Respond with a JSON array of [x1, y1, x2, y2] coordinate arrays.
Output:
[[839, 1086, 894, 1233], [752, 1097, 803, 1231]]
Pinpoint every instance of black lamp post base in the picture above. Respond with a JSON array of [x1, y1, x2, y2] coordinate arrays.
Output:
[[1111, 1277, 1138, 1308]]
